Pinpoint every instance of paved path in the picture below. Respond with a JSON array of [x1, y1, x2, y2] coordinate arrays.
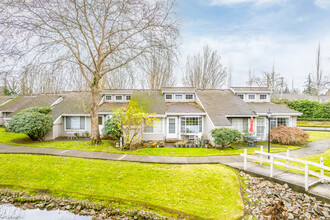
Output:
[[299, 126, 330, 132], [0, 139, 329, 202]]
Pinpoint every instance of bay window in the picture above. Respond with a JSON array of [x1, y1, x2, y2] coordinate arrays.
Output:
[[180, 117, 202, 133], [66, 116, 85, 130]]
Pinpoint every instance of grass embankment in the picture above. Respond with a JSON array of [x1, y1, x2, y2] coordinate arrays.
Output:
[[0, 154, 244, 219], [0, 128, 300, 157], [306, 131, 330, 142], [297, 120, 330, 128]]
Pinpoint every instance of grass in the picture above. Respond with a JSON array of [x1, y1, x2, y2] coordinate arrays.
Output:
[[0, 154, 244, 219], [297, 120, 330, 128], [306, 131, 330, 142], [0, 128, 300, 157]]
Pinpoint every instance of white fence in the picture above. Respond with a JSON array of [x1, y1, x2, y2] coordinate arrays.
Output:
[[240, 146, 330, 191]]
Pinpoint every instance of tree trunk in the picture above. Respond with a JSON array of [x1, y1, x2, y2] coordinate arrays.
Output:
[[90, 86, 102, 145]]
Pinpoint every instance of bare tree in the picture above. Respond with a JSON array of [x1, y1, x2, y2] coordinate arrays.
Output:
[[105, 66, 136, 89], [315, 42, 323, 101], [0, 0, 179, 144], [138, 48, 176, 89], [182, 44, 227, 89]]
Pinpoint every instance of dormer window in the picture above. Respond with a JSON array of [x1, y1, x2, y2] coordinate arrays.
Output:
[[238, 94, 244, 99], [126, 95, 131, 101], [105, 95, 112, 101], [260, 94, 267, 100], [175, 94, 182, 100], [165, 94, 173, 100], [186, 94, 193, 100], [115, 95, 123, 101], [248, 94, 256, 100]]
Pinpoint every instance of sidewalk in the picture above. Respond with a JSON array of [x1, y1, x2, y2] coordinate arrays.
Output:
[[0, 139, 329, 202]]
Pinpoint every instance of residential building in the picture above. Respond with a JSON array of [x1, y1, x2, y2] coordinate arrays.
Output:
[[0, 87, 302, 143]]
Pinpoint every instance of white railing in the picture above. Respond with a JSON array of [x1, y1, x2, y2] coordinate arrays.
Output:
[[240, 146, 330, 191]]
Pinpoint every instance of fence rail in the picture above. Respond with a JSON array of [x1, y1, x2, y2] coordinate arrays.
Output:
[[240, 146, 329, 191]]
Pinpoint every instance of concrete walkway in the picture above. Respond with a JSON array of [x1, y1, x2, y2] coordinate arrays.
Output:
[[299, 126, 330, 132], [0, 139, 329, 202]]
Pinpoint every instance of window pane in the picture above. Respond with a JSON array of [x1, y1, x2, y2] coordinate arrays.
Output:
[[144, 125, 153, 133], [256, 118, 265, 138], [181, 117, 185, 133], [175, 95, 182, 100], [105, 95, 111, 100], [166, 94, 172, 99], [243, 119, 248, 133], [199, 117, 202, 132], [169, 118, 175, 134], [80, 117, 85, 129], [260, 95, 267, 100], [126, 96, 131, 100], [116, 96, 122, 100], [277, 118, 288, 127], [270, 118, 277, 130], [238, 94, 244, 99], [186, 94, 193, 100], [98, 116, 103, 125], [248, 94, 255, 99], [66, 117, 71, 129]]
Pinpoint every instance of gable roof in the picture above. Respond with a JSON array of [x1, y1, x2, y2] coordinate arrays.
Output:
[[0, 96, 12, 106], [166, 102, 205, 114], [51, 92, 91, 119], [130, 90, 165, 114], [247, 103, 302, 115], [231, 87, 271, 92], [99, 102, 128, 113], [196, 90, 257, 126], [0, 96, 35, 113], [9, 94, 60, 117]]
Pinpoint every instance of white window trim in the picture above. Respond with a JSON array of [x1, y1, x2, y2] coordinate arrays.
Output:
[[179, 116, 203, 135], [64, 116, 87, 131], [165, 94, 173, 100], [115, 95, 123, 101], [105, 95, 112, 101], [175, 94, 183, 100], [248, 94, 256, 100], [260, 94, 267, 100]]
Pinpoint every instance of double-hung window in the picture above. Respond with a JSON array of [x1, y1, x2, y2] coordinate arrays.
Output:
[[180, 117, 202, 133], [66, 116, 85, 130], [270, 118, 289, 130], [231, 118, 249, 134]]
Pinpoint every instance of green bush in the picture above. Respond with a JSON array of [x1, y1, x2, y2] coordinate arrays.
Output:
[[104, 115, 122, 139], [6, 107, 53, 141], [211, 127, 242, 148], [271, 98, 330, 120]]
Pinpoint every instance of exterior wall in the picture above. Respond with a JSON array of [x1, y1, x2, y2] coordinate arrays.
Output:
[[291, 116, 297, 127], [0, 112, 3, 126], [164, 93, 195, 103], [142, 118, 165, 141], [53, 117, 64, 139], [202, 115, 215, 142]]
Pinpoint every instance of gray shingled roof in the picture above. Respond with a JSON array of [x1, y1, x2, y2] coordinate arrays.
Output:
[[161, 87, 196, 93], [130, 90, 165, 114], [8, 94, 60, 117], [0, 96, 35, 113], [51, 92, 91, 119], [231, 87, 271, 92], [248, 103, 302, 115], [196, 90, 257, 126], [99, 102, 128, 113], [0, 96, 12, 106], [166, 102, 205, 114], [102, 89, 134, 94]]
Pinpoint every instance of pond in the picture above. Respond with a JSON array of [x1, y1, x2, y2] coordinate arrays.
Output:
[[0, 204, 92, 220]]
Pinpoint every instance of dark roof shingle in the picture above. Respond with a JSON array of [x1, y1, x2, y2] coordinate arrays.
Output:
[[166, 102, 205, 114], [247, 103, 302, 115], [130, 90, 165, 114]]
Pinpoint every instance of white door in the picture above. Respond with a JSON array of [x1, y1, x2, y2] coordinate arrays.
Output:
[[167, 117, 177, 139], [99, 116, 104, 135]]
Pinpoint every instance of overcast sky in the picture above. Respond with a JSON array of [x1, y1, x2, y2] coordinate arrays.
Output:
[[176, 0, 330, 90]]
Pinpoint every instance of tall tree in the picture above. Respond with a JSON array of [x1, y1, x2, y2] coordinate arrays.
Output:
[[303, 73, 316, 95], [182, 44, 227, 89], [315, 42, 323, 101], [138, 48, 176, 89], [0, 0, 179, 144]]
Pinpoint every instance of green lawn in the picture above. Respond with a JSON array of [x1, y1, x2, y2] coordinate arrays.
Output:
[[306, 131, 330, 142], [297, 120, 330, 128], [0, 154, 244, 219], [0, 128, 300, 157]]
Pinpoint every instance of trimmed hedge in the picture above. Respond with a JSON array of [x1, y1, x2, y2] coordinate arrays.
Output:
[[271, 98, 330, 120]]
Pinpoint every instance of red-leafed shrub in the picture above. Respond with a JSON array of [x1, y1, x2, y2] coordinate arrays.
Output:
[[270, 126, 309, 145]]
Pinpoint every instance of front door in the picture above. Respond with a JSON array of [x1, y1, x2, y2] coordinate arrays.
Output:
[[98, 116, 104, 135], [167, 117, 177, 139]]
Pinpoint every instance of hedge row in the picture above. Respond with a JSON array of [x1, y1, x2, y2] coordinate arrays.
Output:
[[271, 98, 330, 120]]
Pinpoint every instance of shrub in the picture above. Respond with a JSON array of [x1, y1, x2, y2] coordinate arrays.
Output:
[[270, 126, 309, 145], [104, 115, 122, 139], [211, 127, 242, 148], [6, 107, 53, 141]]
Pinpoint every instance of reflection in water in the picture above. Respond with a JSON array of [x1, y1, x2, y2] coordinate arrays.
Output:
[[0, 204, 92, 220]]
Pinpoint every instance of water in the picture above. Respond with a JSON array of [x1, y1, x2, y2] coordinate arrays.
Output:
[[0, 204, 92, 220]]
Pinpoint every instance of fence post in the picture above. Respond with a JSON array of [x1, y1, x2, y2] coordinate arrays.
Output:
[[320, 157, 324, 183], [286, 150, 290, 171], [305, 163, 309, 191], [260, 146, 263, 165], [244, 149, 247, 171], [270, 155, 274, 178]]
